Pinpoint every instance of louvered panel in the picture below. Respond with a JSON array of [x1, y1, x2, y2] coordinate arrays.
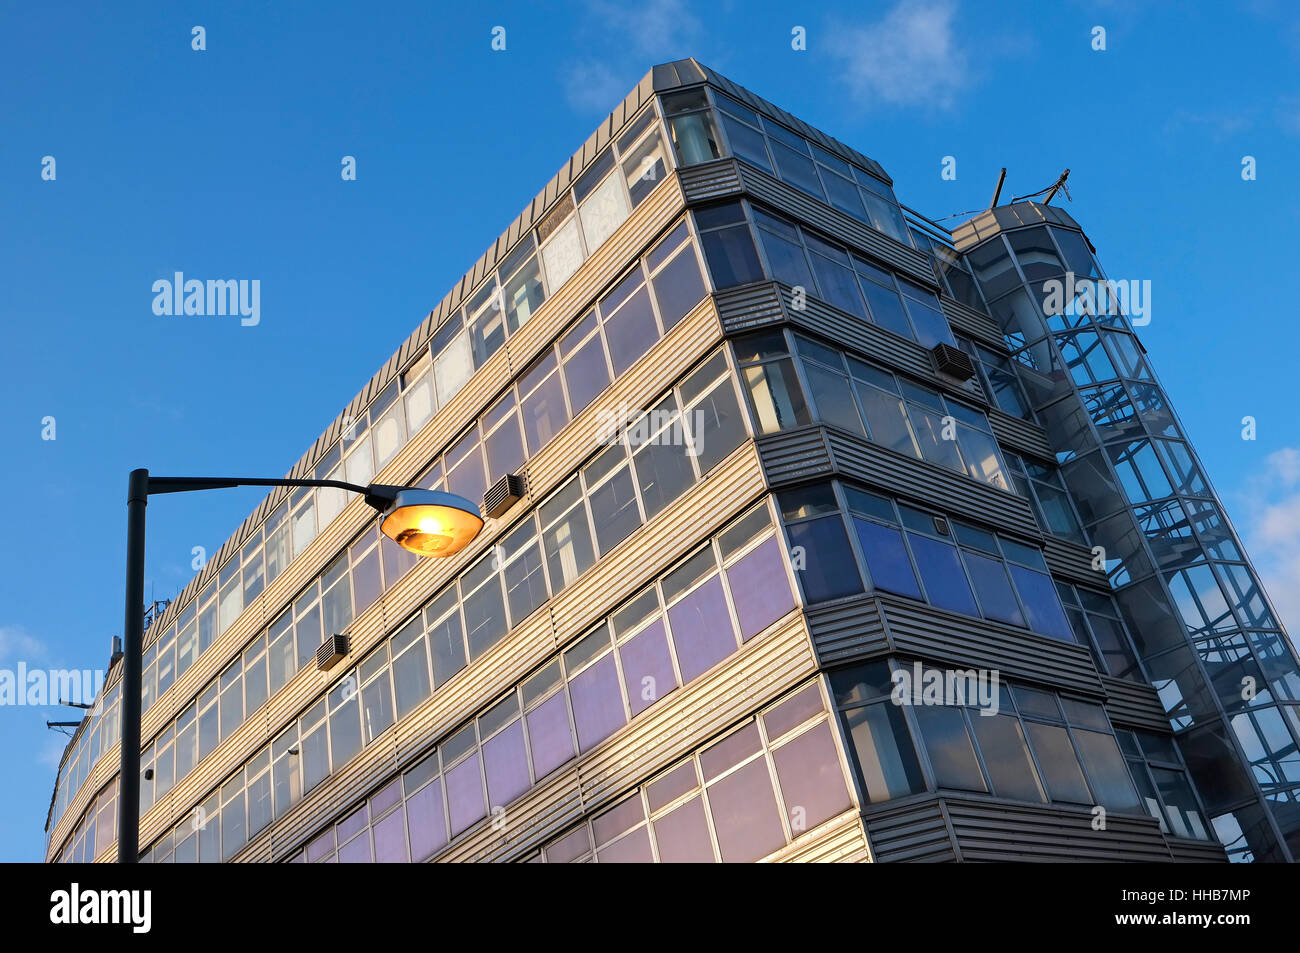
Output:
[[713, 282, 784, 331], [987, 408, 1054, 460], [755, 428, 833, 485], [760, 809, 871, 863], [1100, 675, 1171, 732], [942, 796, 1174, 862], [793, 294, 932, 380], [879, 596, 1106, 696], [677, 158, 744, 202], [804, 596, 890, 665], [548, 443, 766, 640], [941, 298, 1004, 348], [1167, 839, 1229, 863], [736, 164, 935, 285], [1042, 536, 1108, 587], [824, 430, 1043, 540], [863, 800, 957, 863]]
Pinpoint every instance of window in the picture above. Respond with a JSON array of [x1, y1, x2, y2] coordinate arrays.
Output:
[[693, 202, 763, 288], [539, 478, 596, 591]]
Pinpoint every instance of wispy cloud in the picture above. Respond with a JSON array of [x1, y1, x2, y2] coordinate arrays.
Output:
[[827, 0, 971, 110], [1237, 447, 1300, 637], [0, 625, 47, 665], [563, 0, 703, 113]]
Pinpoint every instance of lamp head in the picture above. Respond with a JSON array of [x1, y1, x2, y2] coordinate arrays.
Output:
[[375, 489, 484, 557]]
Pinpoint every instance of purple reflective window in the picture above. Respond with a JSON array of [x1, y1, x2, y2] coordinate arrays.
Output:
[[619, 619, 678, 716], [445, 754, 486, 836], [336, 807, 367, 843], [725, 538, 795, 640], [483, 721, 531, 809], [771, 722, 852, 834], [667, 576, 737, 683], [653, 796, 715, 863], [337, 833, 371, 863], [405, 779, 447, 861], [569, 655, 626, 753], [707, 758, 787, 862], [373, 806, 408, 862], [762, 684, 825, 740], [701, 722, 763, 782], [647, 762, 698, 812], [526, 691, 575, 779], [596, 826, 654, 863], [371, 778, 402, 816]]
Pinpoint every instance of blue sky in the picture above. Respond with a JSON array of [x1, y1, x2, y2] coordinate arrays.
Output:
[[1, 0, 1297, 862]]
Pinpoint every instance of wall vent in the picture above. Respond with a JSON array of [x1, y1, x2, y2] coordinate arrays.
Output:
[[483, 473, 526, 520], [931, 342, 975, 381], [316, 633, 349, 671]]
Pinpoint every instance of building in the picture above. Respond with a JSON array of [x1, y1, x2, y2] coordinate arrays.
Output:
[[45, 59, 1300, 864]]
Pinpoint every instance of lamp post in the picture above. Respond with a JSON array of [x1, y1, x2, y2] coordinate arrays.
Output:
[[117, 469, 483, 862]]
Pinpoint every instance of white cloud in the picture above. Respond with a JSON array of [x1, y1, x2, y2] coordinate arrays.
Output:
[[827, 0, 971, 110], [563, 0, 703, 113], [1237, 447, 1300, 637], [0, 625, 47, 665]]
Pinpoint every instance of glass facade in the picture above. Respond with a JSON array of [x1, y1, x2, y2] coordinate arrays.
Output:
[[48, 63, 1296, 865]]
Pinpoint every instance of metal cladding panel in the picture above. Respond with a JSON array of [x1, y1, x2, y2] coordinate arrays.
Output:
[[987, 408, 1054, 460], [941, 298, 1004, 349], [880, 596, 1105, 696], [677, 157, 745, 202], [940, 796, 1176, 862], [712, 281, 785, 331], [760, 809, 871, 863], [1167, 839, 1230, 863], [1099, 675, 1172, 732], [1042, 536, 1111, 588], [736, 163, 935, 285], [437, 613, 813, 863], [804, 596, 890, 665], [755, 427, 1044, 541], [862, 799, 958, 862]]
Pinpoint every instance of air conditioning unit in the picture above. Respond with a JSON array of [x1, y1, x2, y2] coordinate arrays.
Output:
[[931, 342, 975, 381], [316, 633, 349, 671], [483, 473, 525, 520]]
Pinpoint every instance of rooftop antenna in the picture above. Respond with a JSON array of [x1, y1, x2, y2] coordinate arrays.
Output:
[[988, 167, 1007, 209], [1010, 168, 1071, 205]]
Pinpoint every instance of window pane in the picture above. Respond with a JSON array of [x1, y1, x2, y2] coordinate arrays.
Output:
[[633, 438, 695, 520], [785, 515, 863, 603], [804, 363, 865, 436], [578, 173, 628, 252], [742, 359, 809, 434], [725, 537, 796, 640], [503, 256, 544, 333], [906, 534, 978, 615], [1074, 728, 1141, 811], [329, 693, 362, 769], [504, 534, 548, 626], [1025, 721, 1092, 803], [520, 356, 568, 453], [541, 485, 596, 589], [772, 722, 852, 833], [619, 619, 678, 715], [970, 713, 1044, 802], [405, 777, 447, 860], [483, 721, 530, 809], [963, 551, 1026, 627], [603, 286, 660, 375], [569, 654, 626, 753], [462, 561, 508, 660], [541, 217, 585, 290], [914, 706, 987, 792], [588, 464, 641, 554], [623, 129, 670, 206], [908, 405, 966, 473], [668, 576, 738, 682], [445, 754, 486, 836], [562, 329, 611, 416], [841, 702, 924, 803], [853, 518, 922, 599], [1008, 565, 1073, 640], [757, 225, 815, 289], [700, 224, 763, 288], [651, 246, 706, 331], [720, 113, 773, 173], [854, 383, 919, 457], [652, 796, 715, 862], [526, 691, 575, 779], [708, 758, 787, 862]]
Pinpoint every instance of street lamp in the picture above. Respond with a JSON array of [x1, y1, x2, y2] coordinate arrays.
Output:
[[117, 469, 483, 862]]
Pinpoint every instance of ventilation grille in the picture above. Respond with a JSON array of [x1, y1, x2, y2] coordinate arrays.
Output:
[[483, 473, 526, 520], [931, 342, 975, 381], [316, 633, 349, 671]]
